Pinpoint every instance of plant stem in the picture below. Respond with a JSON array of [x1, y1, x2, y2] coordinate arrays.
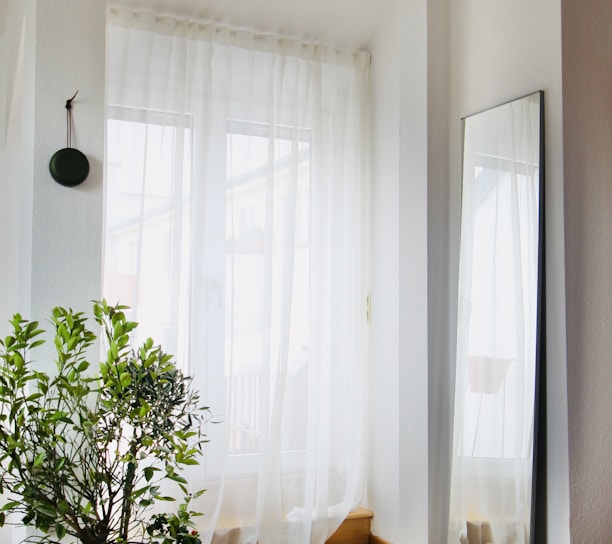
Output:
[[119, 441, 138, 542]]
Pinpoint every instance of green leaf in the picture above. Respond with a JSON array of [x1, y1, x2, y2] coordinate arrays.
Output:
[[144, 466, 158, 481], [33, 451, 46, 468], [166, 473, 188, 483], [131, 486, 150, 499], [34, 503, 56, 518], [50, 411, 69, 422], [1, 501, 20, 512], [120, 372, 132, 388], [55, 523, 66, 539], [179, 458, 199, 466], [57, 499, 70, 515]]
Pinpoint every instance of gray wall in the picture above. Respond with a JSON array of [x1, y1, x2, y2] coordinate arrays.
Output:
[[562, 0, 612, 541]]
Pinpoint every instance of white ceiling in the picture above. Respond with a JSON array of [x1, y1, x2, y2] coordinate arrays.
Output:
[[112, 0, 389, 50]]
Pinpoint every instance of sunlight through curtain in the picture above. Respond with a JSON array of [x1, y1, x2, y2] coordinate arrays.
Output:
[[104, 8, 370, 544]]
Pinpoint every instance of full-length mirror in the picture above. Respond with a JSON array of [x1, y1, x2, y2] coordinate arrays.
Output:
[[448, 91, 544, 544]]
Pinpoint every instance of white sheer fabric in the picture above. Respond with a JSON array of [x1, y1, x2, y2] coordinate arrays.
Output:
[[448, 95, 541, 544], [1, 2, 30, 541], [105, 8, 370, 544]]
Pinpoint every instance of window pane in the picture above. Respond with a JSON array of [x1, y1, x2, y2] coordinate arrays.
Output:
[[225, 121, 311, 455], [104, 111, 192, 361]]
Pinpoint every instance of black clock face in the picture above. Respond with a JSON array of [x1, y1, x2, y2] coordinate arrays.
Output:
[[49, 147, 90, 187]]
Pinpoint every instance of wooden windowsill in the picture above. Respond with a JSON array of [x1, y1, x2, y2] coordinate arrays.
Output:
[[212, 507, 376, 544], [325, 507, 373, 544], [345, 507, 374, 520]]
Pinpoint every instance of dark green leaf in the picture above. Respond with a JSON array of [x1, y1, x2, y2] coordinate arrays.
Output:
[[166, 473, 188, 484], [55, 523, 66, 539], [144, 466, 158, 481], [57, 499, 69, 515], [34, 503, 56, 518]]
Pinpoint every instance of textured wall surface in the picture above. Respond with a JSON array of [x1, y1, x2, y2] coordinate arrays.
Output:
[[1, 0, 106, 332], [562, 0, 612, 541], [30, 0, 106, 331]]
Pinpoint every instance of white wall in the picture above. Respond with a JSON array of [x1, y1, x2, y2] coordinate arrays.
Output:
[[368, 1, 401, 539], [448, 1, 570, 541], [562, 0, 612, 541], [397, 0, 429, 541], [369, 0, 430, 541], [369, 0, 570, 542], [30, 0, 106, 327], [0, 0, 105, 343]]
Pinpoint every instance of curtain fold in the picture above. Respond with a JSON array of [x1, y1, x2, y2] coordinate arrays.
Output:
[[105, 8, 370, 544]]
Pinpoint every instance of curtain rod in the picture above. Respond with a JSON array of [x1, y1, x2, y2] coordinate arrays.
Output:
[[107, 5, 370, 67]]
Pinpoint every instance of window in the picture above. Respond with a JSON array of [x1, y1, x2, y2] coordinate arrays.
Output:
[[105, 110, 314, 473], [225, 120, 311, 459], [105, 106, 193, 360]]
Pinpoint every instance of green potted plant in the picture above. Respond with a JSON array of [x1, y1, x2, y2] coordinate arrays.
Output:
[[0, 300, 209, 544]]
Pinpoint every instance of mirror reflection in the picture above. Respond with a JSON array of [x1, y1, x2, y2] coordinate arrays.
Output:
[[448, 91, 544, 544]]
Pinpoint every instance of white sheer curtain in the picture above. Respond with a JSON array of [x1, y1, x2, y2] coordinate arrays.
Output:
[[104, 8, 370, 544], [448, 95, 541, 544], [1, 2, 29, 541]]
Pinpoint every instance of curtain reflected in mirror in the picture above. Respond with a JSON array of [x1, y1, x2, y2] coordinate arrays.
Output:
[[448, 92, 544, 544]]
